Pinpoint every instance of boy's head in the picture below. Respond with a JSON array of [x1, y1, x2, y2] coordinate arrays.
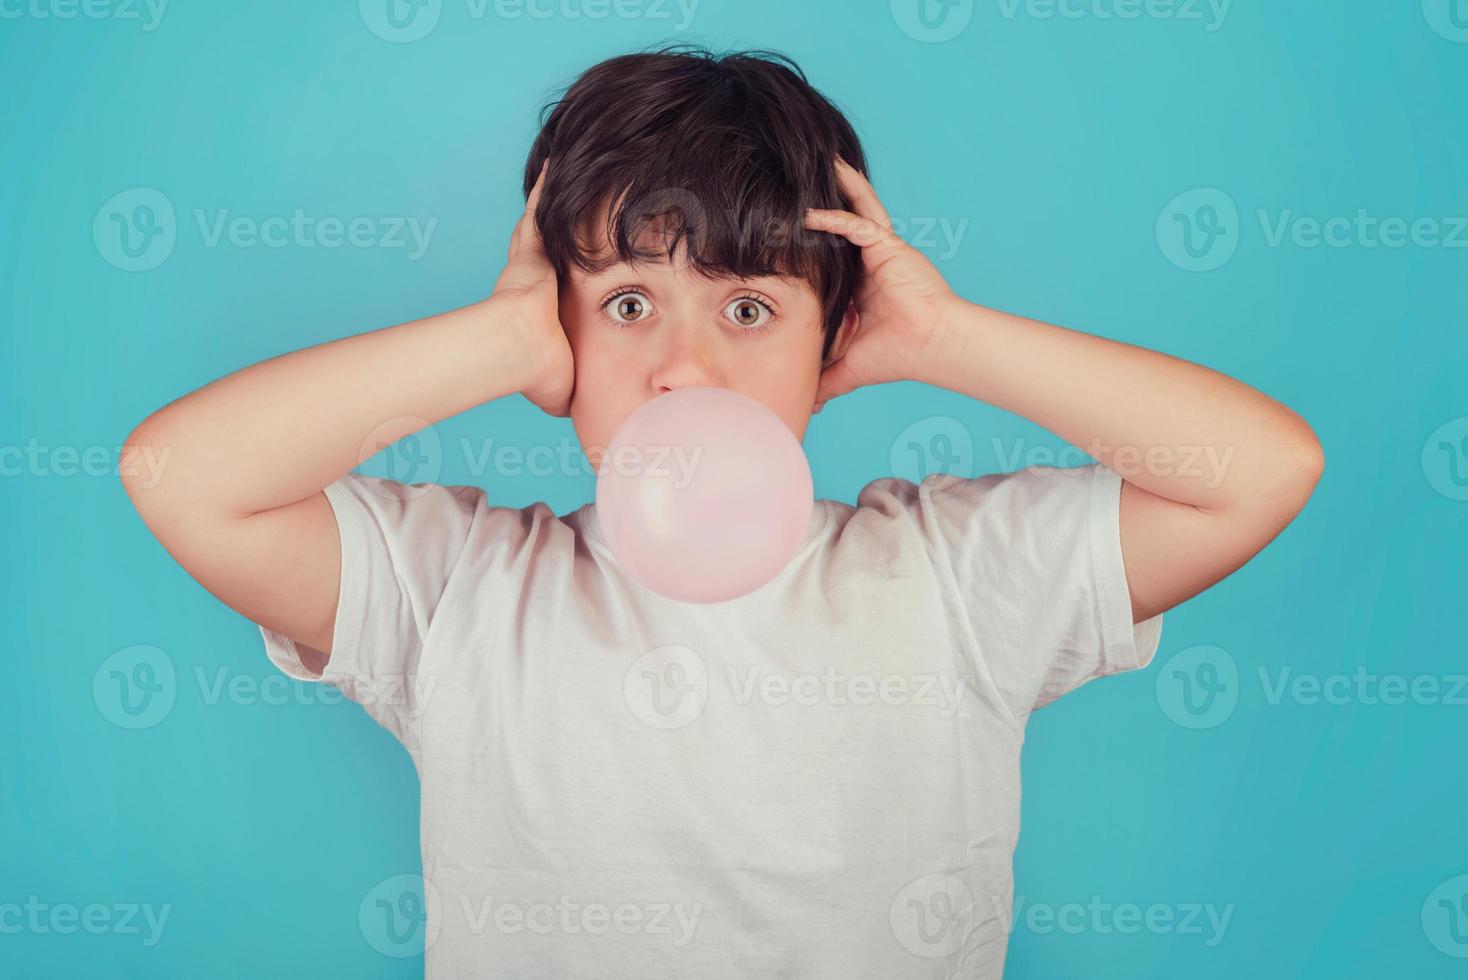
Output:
[[522, 44, 867, 460]]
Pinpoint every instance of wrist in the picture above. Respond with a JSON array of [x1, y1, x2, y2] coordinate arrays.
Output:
[[474, 295, 553, 389], [914, 297, 989, 390]]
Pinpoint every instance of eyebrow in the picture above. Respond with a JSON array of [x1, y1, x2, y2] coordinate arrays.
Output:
[[576, 262, 797, 292]]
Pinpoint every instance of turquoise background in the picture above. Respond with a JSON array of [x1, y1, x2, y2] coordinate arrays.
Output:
[[3, 1, 1466, 976]]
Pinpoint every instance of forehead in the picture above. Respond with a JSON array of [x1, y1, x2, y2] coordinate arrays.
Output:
[[568, 205, 808, 293]]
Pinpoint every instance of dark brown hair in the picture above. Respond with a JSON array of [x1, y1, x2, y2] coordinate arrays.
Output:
[[523, 43, 868, 361]]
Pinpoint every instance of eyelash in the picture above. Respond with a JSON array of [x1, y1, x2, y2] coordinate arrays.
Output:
[[597, 284, 780, 335]]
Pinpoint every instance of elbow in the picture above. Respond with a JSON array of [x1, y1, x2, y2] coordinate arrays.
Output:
[[1272, 415, 1325, 514], [1292, 418, 1325, 489], [118, 415, 175, 502]]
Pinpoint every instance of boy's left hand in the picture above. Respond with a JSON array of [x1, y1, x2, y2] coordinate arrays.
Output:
[[806, 156, 964, 411]]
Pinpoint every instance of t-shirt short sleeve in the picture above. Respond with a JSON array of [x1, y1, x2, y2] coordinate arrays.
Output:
[[257, 470, 481, 752], [895, 462, 1163, 722]]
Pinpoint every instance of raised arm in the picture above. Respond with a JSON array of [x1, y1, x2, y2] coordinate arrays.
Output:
[[807, 156, 1323, 623], [120, 162, 571, 664], [914, 305, 1323, 622]]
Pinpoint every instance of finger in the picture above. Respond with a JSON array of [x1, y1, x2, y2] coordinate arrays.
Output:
[[519, 160, 550, 246], [510, 160, 550, 261], [832, 156, 891, 231], [525, 158, 549, 218], [805, 206, 904, 256]]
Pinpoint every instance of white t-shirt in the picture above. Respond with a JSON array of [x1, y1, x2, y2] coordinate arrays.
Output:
[[259, 462, 1163, 978]]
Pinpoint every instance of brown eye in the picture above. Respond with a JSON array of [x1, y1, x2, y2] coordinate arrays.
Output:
[[604, 291, 652, 324], [724, 296, 772, 330]]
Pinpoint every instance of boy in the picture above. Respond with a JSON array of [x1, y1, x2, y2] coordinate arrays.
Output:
[[121, 44, 1322, 978]]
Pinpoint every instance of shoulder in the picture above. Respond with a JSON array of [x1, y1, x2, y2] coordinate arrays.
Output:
[[330, 471, 580, 566], [848, 463, 1109, 532]]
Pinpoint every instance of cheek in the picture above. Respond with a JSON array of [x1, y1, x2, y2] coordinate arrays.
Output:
[[569, 325, 639, 396], [566, 313, 825, 442], [567, 327, 643, 451], [742, 363, 819, 431], [740, 348, 812, 392], [724, 338, 824, 439]]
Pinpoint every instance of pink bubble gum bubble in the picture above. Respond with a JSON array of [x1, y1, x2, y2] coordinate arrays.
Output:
[[594, 386, 814, 603]]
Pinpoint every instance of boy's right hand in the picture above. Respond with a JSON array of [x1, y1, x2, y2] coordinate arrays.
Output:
[[491, 159, 575, 418]]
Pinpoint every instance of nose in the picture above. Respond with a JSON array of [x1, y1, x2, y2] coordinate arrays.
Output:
[[650, 324, 722, 395]]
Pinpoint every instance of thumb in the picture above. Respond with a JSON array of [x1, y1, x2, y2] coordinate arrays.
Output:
[[814, 356, 864, 411]]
